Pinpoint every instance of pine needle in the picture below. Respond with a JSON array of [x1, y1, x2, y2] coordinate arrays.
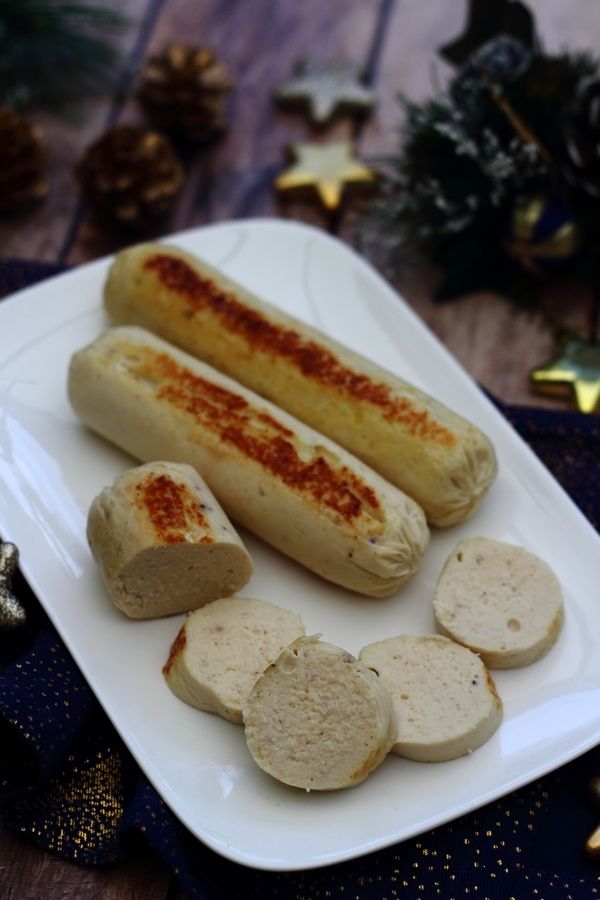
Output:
[[0, 0, 130, 110]]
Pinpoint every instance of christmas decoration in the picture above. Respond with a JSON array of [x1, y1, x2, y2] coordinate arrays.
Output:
[[366, 28, 600, 302], [75, 125, 183, 231], [440, 0, 536, 67], [502, 194, 581, 276], [0, 107, 49, 213], [137, 43, 234, 143], [586, 776, 600, 858], [275, 139, 376, 212], [0, 0, 127, 111], [565, 76, 600, 197], [275, 60, 375, 126], [529, 337, 600, 413], [0, 543, 26, 631]]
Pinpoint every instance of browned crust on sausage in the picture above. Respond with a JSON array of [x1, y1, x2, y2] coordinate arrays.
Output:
[[128, 344, 382, 524], [163, 624, 187, 675], [143, 253, 456, 447]]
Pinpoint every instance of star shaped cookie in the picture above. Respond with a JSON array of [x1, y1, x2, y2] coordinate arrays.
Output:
[[530, 337, 600, 413], [275, 60, 375, 125], [275, 139, 376, 211]]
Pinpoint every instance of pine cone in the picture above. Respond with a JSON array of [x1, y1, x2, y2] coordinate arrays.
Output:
[[565, 76, 600, 197], [75, 125, 183, 230], [137, 43, 234, 142], [0, 107, 49, 213]]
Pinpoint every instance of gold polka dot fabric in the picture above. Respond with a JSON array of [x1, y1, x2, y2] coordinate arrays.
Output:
[[495, 398, 599, 532], [0, 262, 599, 899]]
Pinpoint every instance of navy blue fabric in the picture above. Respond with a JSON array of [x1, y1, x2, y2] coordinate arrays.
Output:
[[0, 260, 598, 899]]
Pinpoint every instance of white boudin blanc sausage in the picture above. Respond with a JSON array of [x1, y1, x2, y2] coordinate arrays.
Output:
[[68, 326, 429, 597], [87, 461, 253, 618], [243, 635, 397, 790], [163, 596, 305, 724], [359, 634, 503, 762], [104, 243, 497, 526], [433, 538, 564, 668]]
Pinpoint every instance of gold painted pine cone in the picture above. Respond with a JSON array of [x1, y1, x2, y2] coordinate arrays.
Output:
[[75, 124, 183, 231], [0, 107, 49, 213], [137, 43, 234, 142]]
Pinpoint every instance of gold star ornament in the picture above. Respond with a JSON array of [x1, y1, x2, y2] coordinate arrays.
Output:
[[275, 59, 375, 125], [275, 139, 376, 212], [530, 337, 600, 413]]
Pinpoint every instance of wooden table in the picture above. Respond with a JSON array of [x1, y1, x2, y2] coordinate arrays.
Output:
[[1, 1, 598, 897]]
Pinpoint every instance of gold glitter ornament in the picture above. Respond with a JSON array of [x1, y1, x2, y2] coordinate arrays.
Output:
[[275, 59, 375, 125], [275, 139, 376, 211], [530, 336, 600, 413], [586, 775, 600, 858], [0, 542, 26, 630]]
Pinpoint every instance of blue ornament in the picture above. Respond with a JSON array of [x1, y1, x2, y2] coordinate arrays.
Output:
[[451, 35, 533, 107], [502, 194, 581, 275]]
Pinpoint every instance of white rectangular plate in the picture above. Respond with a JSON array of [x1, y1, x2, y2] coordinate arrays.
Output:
[[0, 219, 598, 871]]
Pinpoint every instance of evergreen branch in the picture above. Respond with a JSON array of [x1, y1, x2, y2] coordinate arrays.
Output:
[[0, 0, 130, 110], [362, 42, 600, 301]]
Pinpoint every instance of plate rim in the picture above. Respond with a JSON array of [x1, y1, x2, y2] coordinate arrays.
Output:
[[1, 217, 599, 872]]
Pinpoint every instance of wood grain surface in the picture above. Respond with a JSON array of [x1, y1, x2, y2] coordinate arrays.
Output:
[[1, 1, 598, 897]]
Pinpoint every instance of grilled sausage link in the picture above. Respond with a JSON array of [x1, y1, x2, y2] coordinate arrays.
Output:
[[104, 243, 497, 526], [68, 326, 429, 597]]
